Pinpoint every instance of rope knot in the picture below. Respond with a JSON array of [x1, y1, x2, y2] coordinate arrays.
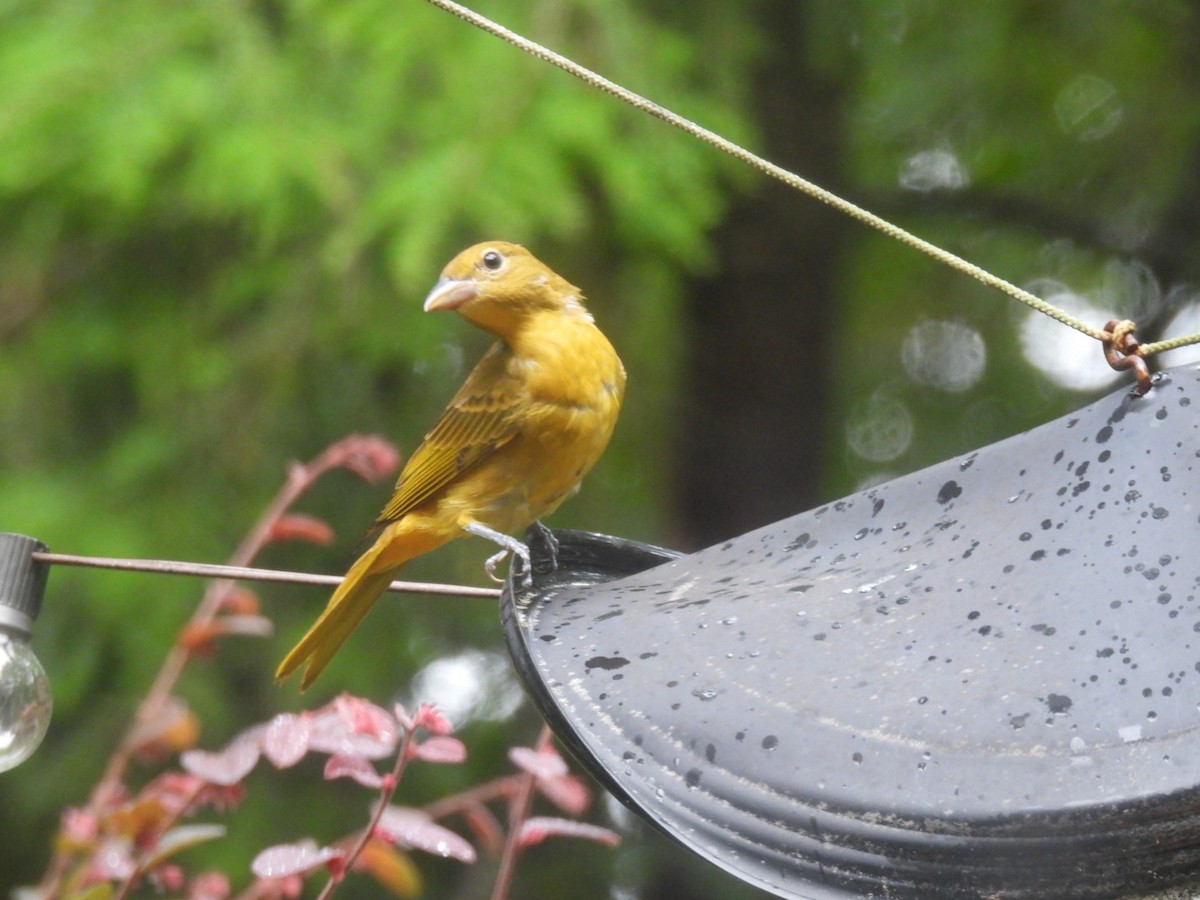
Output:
[[1102, 319, 1151, 396]]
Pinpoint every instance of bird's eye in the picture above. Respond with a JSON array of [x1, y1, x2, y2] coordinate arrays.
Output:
[[481, 250, 504, 271]]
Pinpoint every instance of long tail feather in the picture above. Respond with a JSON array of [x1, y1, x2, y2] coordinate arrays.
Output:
[[276, 543, 401, 690]]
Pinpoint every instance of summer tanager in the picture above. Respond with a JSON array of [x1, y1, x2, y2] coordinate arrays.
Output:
[[277, 242, 626, 689]]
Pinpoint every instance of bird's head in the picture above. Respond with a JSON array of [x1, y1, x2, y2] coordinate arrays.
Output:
[[423, 242, 592, 340]]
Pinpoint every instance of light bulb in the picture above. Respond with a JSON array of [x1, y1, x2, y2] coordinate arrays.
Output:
[[0, 533, 52, 772]]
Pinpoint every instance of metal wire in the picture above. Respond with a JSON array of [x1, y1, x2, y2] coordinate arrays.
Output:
[[31, 551, 501, 599]]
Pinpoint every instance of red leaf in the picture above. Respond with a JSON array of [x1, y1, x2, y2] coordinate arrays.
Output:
[[408, 736, 466, 765], [181, 732, 262, 786], [269, 514, 335, 546], [128, 696, 199, 757], [261, 713, 311, 769], [179, 614, 272, 651], [509, 746, 567, 780], [323, 753, 383, 789], [188, 871, 231, 900], [218, 586, 261, 616], [141, 772, 206, 816], [179, 622, 221, 654], [85, 838, 136, 880], [534, 772, 591, 817], [59, 807, 98, 849], [517, 817, 621, 849], [376, 807, 476, 863], [154, 863, 186, 892], [307, 696, 397, 759], [411, 703, 453, 736], [252, 840, 346, 879], [460, 804, 505, 856], [333, 435, 401, 484], [333, 694, 396, 739]]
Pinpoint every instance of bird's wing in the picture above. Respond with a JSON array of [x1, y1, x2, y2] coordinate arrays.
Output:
[[374, 343, 521, 525]]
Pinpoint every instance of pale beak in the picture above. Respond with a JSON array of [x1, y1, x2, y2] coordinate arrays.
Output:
[[423, 278, 478, 312]]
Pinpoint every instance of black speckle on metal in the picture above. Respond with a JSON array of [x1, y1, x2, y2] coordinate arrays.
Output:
[[500, 364, 1200, 899]]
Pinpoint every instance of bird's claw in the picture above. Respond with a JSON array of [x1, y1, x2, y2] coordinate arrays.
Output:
[[528, 521, 560, 574], [464, 521, 533, 589], [484, 549, 510, 583], [505, 546, 534, 589]]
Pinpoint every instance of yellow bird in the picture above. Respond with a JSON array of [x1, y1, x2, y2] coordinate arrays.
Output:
[[277, 242, 626, 689]]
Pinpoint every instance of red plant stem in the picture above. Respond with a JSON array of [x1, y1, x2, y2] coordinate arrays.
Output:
[[111, 779, 206, 900], [38, 442, 371, 899], [315, 725, 418, 900], [100, 461, 310, 801], [421, 774, 523, 820], [489, 725, 553, 900]]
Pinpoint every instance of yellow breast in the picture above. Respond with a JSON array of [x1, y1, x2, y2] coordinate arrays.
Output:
[[445, 307, 625, 534]]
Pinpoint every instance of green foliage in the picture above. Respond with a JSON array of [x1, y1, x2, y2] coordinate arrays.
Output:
[[0, 0, 755, 895], [810, 0, 1200, 495], [4, 0, 1200, 897]]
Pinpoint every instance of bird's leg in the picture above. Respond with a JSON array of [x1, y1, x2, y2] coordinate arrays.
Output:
[[463, 522, 532, 587]]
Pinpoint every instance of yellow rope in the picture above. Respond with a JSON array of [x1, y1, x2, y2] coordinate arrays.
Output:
[[424, 0, 1200, 362]]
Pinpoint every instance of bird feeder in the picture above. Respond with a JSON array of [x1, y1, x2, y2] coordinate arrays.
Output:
[[501, 363, 1200, 899]]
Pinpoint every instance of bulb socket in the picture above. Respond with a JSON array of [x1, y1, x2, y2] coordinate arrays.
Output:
[[0, 533, 49, 639]]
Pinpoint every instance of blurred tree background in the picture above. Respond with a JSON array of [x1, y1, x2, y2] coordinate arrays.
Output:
[[3, 1, 1200, 898]]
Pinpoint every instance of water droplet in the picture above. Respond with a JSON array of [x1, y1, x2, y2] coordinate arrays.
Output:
[[1119, 724, 1143, 743]]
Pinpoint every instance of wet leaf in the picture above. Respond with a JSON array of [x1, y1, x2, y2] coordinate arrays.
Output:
[[376, 807, 476, 863], [408, 736, 466, 765], [509, 745, 567, 780], [251, 839, 345, 879], [324, 753, 383, 789], [334, 435, 401, 483], [128, 696, 199, 756], [181, 735, 261, 786], [534, 771, 591, 817], [269, 513, 335, 546], [308, 696, 397, 759], [141, 824, 226, 869], [518, 817, 620, 849], [261, 713, 311, 769]]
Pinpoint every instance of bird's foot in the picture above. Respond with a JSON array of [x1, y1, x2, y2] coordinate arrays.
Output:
[[464, 522, 533, 588], [527, 521, 560, 575], [483, 549, 509, 583]]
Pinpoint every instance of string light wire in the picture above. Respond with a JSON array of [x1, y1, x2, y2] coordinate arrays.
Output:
[[31, 551, 500, 599]]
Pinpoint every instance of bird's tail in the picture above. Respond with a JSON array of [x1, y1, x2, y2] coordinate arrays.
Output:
[[275, 541, 400, 690]]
